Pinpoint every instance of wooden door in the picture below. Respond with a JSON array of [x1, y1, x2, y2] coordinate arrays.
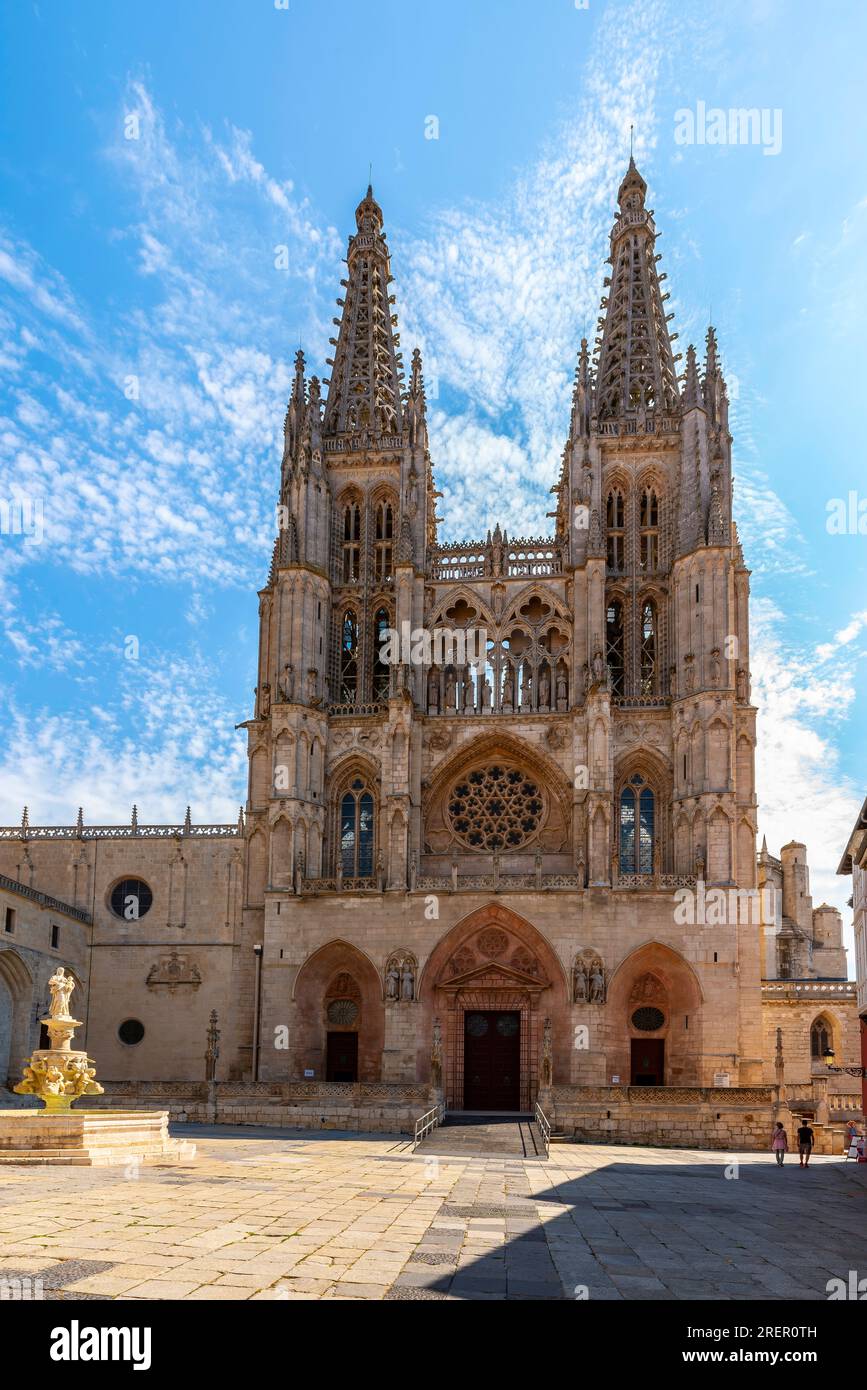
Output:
[[631, 1038, 664, 1085], [326, 1031, 358, 1082], [463, 1011, 520, 1110]]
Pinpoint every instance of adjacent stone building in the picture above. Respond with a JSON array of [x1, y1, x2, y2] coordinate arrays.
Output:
[[0, 163, 860, 1143], [838, 796, 867, 1118]]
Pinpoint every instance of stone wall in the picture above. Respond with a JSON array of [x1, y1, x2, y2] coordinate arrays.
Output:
[[548, 1084, 777, 1151]]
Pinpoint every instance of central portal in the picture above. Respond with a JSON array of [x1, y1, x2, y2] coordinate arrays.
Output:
[[463, 1010, 521, 1111]]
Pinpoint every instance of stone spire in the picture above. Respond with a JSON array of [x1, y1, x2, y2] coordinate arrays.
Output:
[[569, 338, 592, 441], [682, 343, 701, 410], [405, 346, 428, 449], [593, 159, 680, 420], [323, 185, 405, 439]]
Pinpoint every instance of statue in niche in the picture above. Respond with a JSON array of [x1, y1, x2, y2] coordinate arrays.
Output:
[[669, 665, 677, 700], [684, 655, 696, 693], [573, 961, 588, 1003], [736, 667, 748, 702], [502, 669, 514, 709], [710, 648, 722, 686], [556, 671, 568, 710], [279, 664, 295, 703], [400, 961, 415, 1001], [445, 669, 456, 710], [428, 669, 440, 712], [463, 674, 474, 712], [538, 668, 551, 709], [589, 963, 606, 1004], [591, 650, 607, 688], [376, 850, 386, 891], [386, 961, 400, 1001], [482, 675, 492, 711]]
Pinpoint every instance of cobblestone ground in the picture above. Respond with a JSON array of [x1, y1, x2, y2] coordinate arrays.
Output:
[[0, 1124, 864, 1301]]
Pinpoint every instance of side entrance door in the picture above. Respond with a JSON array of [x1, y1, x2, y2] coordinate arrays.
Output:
[[463, 1011, 520, 1110], [630, 1038, 664, 1085], [326, 1032, 358, 1082]]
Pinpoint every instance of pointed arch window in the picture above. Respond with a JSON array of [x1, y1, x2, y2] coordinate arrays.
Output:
[[339, 610, 359, 703], [606, 597, 625, 696], [640, 488, 659, 571], [640, 599, 657, 696], [340, 777, 375, 878], [342, 501, 361, 583], [374, 501, 394, 581], [619, 774, 655, 875], [372, 606, 391, 701], [810, 1017, 833, 1060], [606, 491, 625, 571]]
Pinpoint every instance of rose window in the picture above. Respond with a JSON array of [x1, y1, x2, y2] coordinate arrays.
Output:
[[446, 764, 545, 850]]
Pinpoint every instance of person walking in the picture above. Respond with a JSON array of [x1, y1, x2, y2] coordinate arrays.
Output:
[[796, 1118, 815, 1168], [771, 1122, 788, 1166]]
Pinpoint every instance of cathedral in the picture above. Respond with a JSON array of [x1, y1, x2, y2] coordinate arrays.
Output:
[[0, 162, 860, 1146]]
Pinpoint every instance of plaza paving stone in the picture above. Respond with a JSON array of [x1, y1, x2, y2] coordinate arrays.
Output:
[[0, 1123, 864, 1301]]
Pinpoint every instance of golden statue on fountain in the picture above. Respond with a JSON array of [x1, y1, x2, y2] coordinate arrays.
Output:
[[14, 967, 104, 1113]]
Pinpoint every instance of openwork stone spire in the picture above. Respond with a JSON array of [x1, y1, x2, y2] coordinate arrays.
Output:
[[323, 185, 404, 439], [593, 158, 680, 420]]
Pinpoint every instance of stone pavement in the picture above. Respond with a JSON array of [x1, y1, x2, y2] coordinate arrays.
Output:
[[0, 1123, 864, 1301]]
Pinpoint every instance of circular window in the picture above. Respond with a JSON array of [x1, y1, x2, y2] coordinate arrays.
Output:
[[109, 878, 153, 921], [446, 764, 545, 851], [466, 1013, 489, 1037], [631, 1007, 665, 1032], [327, 999, 359, 1026], [118, 1019, 145, 1046]]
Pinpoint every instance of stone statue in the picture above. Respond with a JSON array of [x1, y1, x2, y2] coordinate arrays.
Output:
[[538, 668, 551, 709], [463, 675, 474, 712], [591, 650, 607, 688], [710, 648, 721, 686], [386, 962, 400, 1002], [376, 850, 386, 891], [428, 669, 439, 712], [431, 1018, 443, 1090], [48, 966, 75, 1019], [573, 962, 587, 1003], [482, 675, 492, 710], [260, 684, 272, 718], [736, 667, 747, 702], [669, 665, 677, 699], [556, 671, 567, 709], [400, 962, 415, 1002], [502, 669, 514, 708], [445, 669, 456, 710], [581, 662, 589, 695], [589, 965, 606, 1004]]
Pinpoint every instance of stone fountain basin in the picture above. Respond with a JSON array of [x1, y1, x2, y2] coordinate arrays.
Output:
[[0, 1109, 196, 1166]]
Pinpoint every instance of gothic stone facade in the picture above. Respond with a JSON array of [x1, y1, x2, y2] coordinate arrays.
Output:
[[0, 167, 857, 1116]]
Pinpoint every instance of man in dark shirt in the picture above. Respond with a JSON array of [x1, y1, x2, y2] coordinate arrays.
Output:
[[797, 1121, 815, 1167]]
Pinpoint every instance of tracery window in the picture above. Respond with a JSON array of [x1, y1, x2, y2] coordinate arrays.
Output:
[[340, 778, 375, 877], [447, 764, 545, 851], [342, 501, 361, 583], [640, 489, 659, 571], [372, 606, 391, 701], [339, 610, 359, 703], [810, 1017, 832, 1060], [606, 490, 625, 571], [619, 774, 655, 875], [374, 501, 394, 580], [640, 599, 656, 696], [606, 597, 625, 696]]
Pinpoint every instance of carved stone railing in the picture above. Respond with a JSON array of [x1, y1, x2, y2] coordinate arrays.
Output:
[[597, 415, 681, 438], [299, 877, 378, 894], [762, 981, 857, 998], [327, 702, 387, 718], [0, 823, 239, 841], [415, 873, 582, 892], [0, 872, 91, 924], [551, 1084, 774, 1106], [612, 873, 697, 890], [613, 695, 670, 709], [430, 536, 563, 581], [92, 1080, 432, 1104]]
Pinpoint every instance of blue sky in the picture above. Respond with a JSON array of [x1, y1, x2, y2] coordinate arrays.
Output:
[[0, 0, 865, 948]]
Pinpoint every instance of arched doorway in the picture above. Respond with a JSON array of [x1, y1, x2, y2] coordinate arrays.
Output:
[[419, 905, 568, 1112], [0, 949, 34, 1087], [606, 942, 703, 1086], [292, 941, 384, 1083]]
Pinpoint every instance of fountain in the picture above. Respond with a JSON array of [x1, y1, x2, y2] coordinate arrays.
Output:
[[0, 967, 195, 1166]]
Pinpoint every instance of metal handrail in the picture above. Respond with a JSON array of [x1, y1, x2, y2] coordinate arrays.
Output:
[[534, 1101, 551, 1158], [412, 1101, 445, 1150]]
